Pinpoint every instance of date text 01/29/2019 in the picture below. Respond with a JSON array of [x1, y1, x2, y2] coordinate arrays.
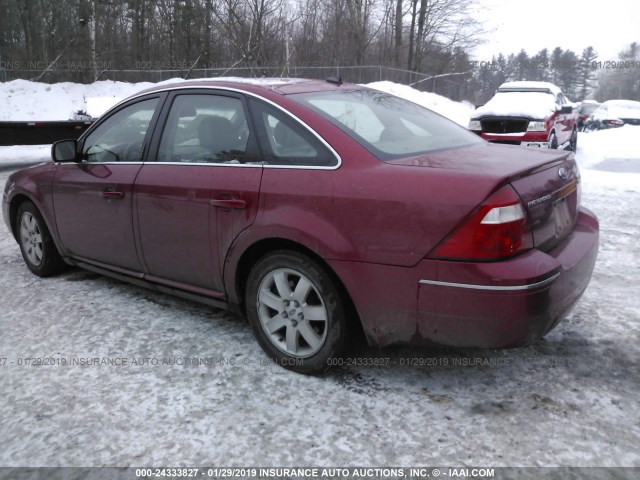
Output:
[[134, 467, 497, 478]]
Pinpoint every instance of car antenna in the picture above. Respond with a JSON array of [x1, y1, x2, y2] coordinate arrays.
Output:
[[326, 76, 342, 85]]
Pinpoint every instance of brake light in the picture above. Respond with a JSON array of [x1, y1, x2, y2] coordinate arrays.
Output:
[[430, 185, 533, 261]]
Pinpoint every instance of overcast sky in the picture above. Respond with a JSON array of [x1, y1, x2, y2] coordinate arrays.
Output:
[[471, 0, 639, 61]]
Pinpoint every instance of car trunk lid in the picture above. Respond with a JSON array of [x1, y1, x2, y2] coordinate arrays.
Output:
[[386, 143, 581, 252]]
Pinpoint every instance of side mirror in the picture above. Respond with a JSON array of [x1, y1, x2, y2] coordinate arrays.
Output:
[[51, 139, 79, 162], [559, 105, 573, 114]]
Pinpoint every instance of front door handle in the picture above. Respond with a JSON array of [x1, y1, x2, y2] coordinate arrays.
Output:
[[210, 197, 247, 209], [101, 189, 125, 200]]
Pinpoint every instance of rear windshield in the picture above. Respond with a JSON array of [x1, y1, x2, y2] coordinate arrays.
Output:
[[290, 89, 482, 161], [579, 103, 600, 115]]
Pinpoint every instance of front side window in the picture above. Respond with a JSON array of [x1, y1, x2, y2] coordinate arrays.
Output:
[[157, 94, 252, 164], [291, 89, 481, 161], [82, 98, 159, 163]]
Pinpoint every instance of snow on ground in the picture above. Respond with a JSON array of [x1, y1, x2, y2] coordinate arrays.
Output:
[[0, 144, 50, 171], [0, 80, 639, 469]]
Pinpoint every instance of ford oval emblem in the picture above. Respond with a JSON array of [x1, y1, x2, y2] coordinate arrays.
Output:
[[558, 167, 570, 180]]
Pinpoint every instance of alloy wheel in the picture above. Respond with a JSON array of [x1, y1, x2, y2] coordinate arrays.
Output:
[[256, 268, 329, 358]]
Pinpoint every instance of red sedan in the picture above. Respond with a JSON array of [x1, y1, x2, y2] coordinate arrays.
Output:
[[2, 78, 599, 373]]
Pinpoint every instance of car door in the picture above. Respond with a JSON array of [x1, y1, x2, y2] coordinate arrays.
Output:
[[52, 95, 162, 272], [134, 90, 263, 295]]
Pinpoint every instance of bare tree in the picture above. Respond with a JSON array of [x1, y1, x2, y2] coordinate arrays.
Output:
[[344, 0, 375, 66], [407, 0, 480, 73]]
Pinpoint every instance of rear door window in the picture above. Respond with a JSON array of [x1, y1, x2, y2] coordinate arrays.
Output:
[[248, 98, 338, 167]]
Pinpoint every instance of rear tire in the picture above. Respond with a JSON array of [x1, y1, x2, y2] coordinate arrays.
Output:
[[16, 201, 65, 277], [245, 250, 347, 374], [548, 131, 558, 149]]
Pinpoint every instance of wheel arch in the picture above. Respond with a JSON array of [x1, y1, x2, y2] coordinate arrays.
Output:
[[8, 193, 35, 240], [231, 237, 364, 337], [9, 193, 64, 256]]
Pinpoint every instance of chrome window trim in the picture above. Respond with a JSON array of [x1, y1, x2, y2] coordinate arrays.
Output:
[[119, 84, 343, 170], [418, 272, 560, 291], [57, 160, 336, 170], [57, 161, 262, 168]]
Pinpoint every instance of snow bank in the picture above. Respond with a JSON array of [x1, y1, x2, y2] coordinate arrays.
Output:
[[364, 81, 475, 126], [0, 77, 476, 125], [577, 126, 640, 170], [576, 126, 640, 192], [0, 78, 182, 121]]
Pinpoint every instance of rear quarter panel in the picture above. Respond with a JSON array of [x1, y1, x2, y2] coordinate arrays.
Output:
[[222, 140, 504, 307]]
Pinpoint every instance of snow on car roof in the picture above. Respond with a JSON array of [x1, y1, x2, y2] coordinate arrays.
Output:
[[472, 90, 556, 120], [498, 81, 562, 95], [190, 76, 308, 87], [601, 102, 640, 120], [131, 77, 348, 99], [602, 99, 640, 109]]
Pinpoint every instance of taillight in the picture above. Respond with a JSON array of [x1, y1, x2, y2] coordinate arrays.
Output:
[[430, 185, 533, 261]]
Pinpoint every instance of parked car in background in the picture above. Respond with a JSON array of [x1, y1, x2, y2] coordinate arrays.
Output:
[[577, 100, 601, 131], [584, 99, 640, 131], [3, 78, 599, 374], [469, 81, 578, 151]]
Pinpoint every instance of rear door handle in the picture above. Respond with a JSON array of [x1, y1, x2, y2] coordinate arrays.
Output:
[[210, 197, 247, 209], [101, 189, 125, 200]]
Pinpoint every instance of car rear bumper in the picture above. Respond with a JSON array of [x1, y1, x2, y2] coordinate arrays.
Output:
[[329, 207, 599, 348]]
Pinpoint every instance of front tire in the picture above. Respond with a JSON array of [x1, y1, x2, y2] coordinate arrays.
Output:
[[245, 250, 347, 374], [569, 128, 578, 152], [16, 201, 65, 277]]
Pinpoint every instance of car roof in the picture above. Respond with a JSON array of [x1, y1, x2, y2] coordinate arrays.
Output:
[[129, 77, 361, 100], [497, 81, 562, 95], [601, 99, 640, 107]]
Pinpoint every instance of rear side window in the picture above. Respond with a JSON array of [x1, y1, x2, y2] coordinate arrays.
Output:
[[249, 98, 338, 167], [291, 89, 482, 161]]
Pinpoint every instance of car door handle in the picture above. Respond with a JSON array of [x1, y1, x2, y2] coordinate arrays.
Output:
[[210, 197, 247, 209], [101, 189, 125, 200]]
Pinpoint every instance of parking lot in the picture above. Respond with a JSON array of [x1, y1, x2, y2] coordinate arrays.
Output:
[[1, 157, 639, 468]]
